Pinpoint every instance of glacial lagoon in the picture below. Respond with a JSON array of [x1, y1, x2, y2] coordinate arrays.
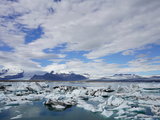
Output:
[[0, 82, 160, 120]]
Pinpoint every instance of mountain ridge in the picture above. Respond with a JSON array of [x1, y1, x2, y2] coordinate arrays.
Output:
[[0, 68, 160, 81]]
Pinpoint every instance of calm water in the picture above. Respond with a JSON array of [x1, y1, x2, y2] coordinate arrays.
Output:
[[0, 101, 110, 120]]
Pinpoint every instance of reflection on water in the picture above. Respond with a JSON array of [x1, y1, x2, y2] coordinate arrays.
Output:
[[0, 101, 109, 120]]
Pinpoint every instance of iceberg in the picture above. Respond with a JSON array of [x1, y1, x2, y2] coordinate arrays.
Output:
[[0, 82, 159, 119], [107, 95, 124, 106], [101, 110, 113, 118]]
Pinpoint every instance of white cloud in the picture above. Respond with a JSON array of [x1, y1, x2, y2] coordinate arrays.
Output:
[[43, 59, 121, 78], [44, 56, 160, 78], [122, 50, 135, 56], [0, 0, 160, 76]]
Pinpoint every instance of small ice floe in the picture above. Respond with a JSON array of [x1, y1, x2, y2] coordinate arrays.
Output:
[[101, 110, 113, 118], [44, 97, 77, 111], [151, 105, 160, 116], [85, 87, 114, 97], [89, 96, 105, 103], [71, 88, 87, 97], [36, 82, 49, 88], [116, 109, 126, 116], [51, 104, 66, 110], [107, 95, 124, 106], [6, 83, 28, 92], [10, 114, 22, 119], [26, 83, 42, 94], [113, 101, 130, 110], [135, 114, 154, 120], [138, 97, 160, 106], [77, 100, 98, 112], [0, 93, 7, 101], [116, 85, 130, 93], [128, 107, 146, 113], [26, 94, 44, 101]]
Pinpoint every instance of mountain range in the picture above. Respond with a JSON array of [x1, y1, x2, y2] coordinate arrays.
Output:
[[0, 69, 88, 81], [30, 71, 88, 81], [0, 68, 160, 82]]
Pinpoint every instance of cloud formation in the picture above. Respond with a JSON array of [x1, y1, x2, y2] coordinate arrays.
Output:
[[0, 0, 160, 77]]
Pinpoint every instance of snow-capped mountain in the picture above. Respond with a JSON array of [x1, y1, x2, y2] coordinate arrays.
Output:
[[109, 74, 142, 80], [0, 68, 45, 80], [0, 68, 160, 82], [0, 69, 9, 76], [0, 68, 24, 80], [0, 68, 88, 81], [30, 71, 88, 81]]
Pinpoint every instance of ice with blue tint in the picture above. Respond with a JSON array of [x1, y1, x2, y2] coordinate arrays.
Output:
[[0, 82, 160, 120]]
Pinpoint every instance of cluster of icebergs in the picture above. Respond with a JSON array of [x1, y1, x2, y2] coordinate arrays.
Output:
[[0, 82, 160, 120]]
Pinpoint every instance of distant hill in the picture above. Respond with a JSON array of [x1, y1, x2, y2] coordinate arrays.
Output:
[[30, 71, 88, 81], [110, 74, 142, 79], [88, 74, 160, 82]]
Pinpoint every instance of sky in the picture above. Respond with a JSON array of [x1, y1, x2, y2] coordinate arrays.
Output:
[[0, 0, 160, 78]]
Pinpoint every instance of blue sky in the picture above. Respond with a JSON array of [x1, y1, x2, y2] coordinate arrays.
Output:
[[0, 0, 160, 78]]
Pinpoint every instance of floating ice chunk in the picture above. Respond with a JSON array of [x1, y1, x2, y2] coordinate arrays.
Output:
[[44, 96, 77, 111], [77, 100, 98, 112], [129, 107, 146, 113], [26, 82, 43, 93], [36, 82, 49, 88], [101, 110, 113, 118], [117, 109, 125, 116], [136, 114, 154, 120], [107, 95, 124, 106], [0, 93, 6, 101], [130, 84, 140, 91], [151, 105, 160, 116], [114, 115, 129, 120], [94, 90, 110, 97], [138, 99, 160, 106], [26, 94, 44, 101], [89, 97, 105, 103], [101, 92, 109, 97], [70, 89, 90, 101], [51, 105, 66, 111], [116, 86, 129, 93], [97, 102, 107, 112], [6, 82, 28, 92], [10, 114, 22, 119], [113, 101, 130, 110], [45, 93, 57, 100], [71, 89, 86, 96], [131, 92, 141, 97], [63, 98, 77, 106], [6, 100, 31, 106]]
